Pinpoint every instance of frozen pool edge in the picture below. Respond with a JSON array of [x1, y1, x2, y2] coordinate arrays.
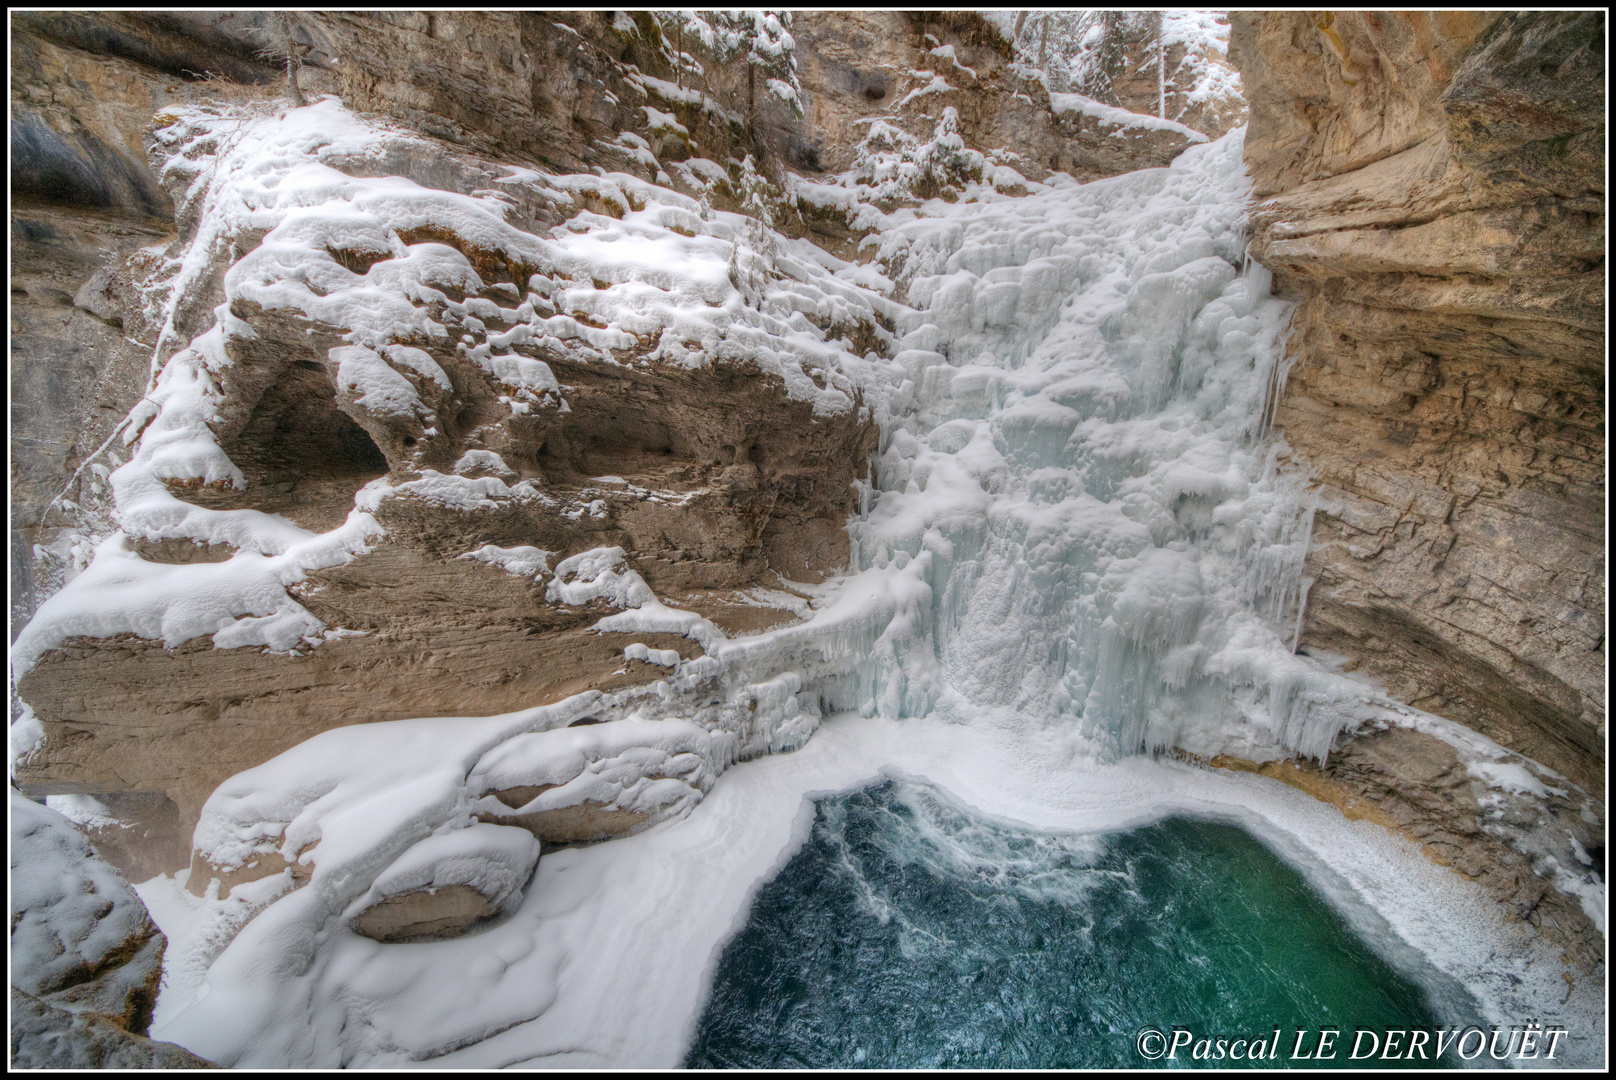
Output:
[[390, 713, 1601, 1069]]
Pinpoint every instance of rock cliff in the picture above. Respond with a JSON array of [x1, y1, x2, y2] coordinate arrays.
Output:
[[1232, 12, 1604, 792], [1231, 10, 1604, 967], [10, 11, 1201, 881]]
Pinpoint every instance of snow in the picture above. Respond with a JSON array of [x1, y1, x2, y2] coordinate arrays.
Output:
[[11, 96, 904, 694], [928, 44, 978, 81], [472, 717, 723, 823], [641, 106, 687, 138], [1469, 761, 1569, 801], [624, 643, 682, 668], [546, 547, 657, 609], [460, 544, 552, 579], [895, 72, 956, 110], [1161, 10, 1243, 113], [1048, 91, 1210, 142], [14, 94, 1600, 1069], [138, 716, 1606, 1067], [43, 794, 122, 832], [388, 471, 548, 512], [11, 790, 152, 998], [451, 450, 516, 478], [765, 78, 800, 109], [332, 345, 426, 419], [650, 11, 801, 114], [10, 516, 381, 677], [383, 344, 452, 390], [997, 11, 1239, 135], [355, 824, 540, 916]]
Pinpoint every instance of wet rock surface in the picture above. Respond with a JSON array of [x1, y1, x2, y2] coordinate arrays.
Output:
[[1216, 721, 1604, 973]]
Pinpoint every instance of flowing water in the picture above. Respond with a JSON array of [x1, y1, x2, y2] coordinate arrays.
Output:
[[687, 780, 1475, 1069]]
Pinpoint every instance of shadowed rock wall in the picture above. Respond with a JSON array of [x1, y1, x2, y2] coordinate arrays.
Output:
[[1232, 11, 1605, 792]]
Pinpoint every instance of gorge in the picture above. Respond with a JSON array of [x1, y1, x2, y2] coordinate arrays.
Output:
[[8, 10, 1605, 1069]]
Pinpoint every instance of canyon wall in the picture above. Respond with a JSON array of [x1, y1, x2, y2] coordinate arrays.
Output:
[[10, 12, 1603, 1022], [1231, 12, 1605, 794], [9, 10, 1201, 884], [11, 10, 1201, 641]]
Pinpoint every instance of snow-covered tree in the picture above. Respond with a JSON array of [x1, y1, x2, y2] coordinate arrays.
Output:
[[995, 10, 1243, 134], [731, 154, 781, 307], [653, 11, 802, 118], [252, 13, 310, 107]]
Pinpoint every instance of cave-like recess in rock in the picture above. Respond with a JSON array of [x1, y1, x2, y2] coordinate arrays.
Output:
[[686, 780, 1464, 1069]]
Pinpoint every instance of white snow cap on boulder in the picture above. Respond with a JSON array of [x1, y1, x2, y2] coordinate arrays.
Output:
[[10, 789, 157, 998], [353, 823, 540, 915]]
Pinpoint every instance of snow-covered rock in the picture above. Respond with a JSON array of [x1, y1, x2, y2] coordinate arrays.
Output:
[[10, 790, 166, 1033], [349, 824, 540, 942]]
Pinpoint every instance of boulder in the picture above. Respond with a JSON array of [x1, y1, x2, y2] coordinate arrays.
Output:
[[11, 988, 218, 1068], [348, 823, 540, 942], [9, 790, 164, 1034]]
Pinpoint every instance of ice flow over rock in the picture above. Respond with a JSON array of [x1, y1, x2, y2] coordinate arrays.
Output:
[[104, 106, 1388, 1066], [843, 131, 1337, 760]]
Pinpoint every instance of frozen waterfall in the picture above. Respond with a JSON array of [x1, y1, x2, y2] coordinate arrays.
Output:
[[130, 119, 1467, 1069], [840, 130, 1342, 762]]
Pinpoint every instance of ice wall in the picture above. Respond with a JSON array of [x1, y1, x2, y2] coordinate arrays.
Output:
[[840, 131, 1354, 761]]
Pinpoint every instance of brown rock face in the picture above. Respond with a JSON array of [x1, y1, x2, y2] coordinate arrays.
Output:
[[350, 885, 498, 944], [477, 796, 652, 846], [1231, 12, 1605, 791], [8, 14, 288, 635], [1214, 723, 1603, 971], [13, 254, 875, 867]]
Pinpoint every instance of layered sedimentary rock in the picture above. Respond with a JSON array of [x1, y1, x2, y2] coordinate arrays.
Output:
[[10, 116, 876, 877], [1217, 717, 1603, 971], [1231, 12, 1605, 794], [10, 10, 1201, 886]]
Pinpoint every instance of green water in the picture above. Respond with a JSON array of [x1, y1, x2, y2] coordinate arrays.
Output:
[[686, 780, 1470, 1069]]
